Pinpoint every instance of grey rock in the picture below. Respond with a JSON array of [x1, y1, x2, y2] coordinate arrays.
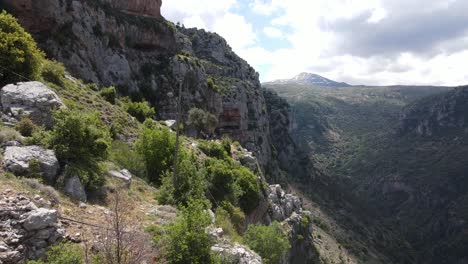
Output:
[[212, 243, 262, 264], [107, 169, 132, 187], [163, 120, 177, 129], [267, 184, 302, 221], [64, 175, 87, 202], [22, 208, 57, 231], [3, 146, 59, 182], [1, 82, 65, 129]]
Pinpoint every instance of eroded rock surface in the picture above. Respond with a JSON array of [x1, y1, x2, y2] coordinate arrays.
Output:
[[3, 146, 60, 182], [0, 190, 65, 263], [1, 82, 64, 128]]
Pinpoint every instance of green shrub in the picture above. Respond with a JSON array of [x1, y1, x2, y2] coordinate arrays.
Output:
[[27, 242, 84, 264], [244, 222, 291, 264], [235, 166, 260, 213], [204, 158, 241, 204], [198, 140, 229, 160], [165, 200, 213, 264], [157, 155, 207, 206], [41, 59, 65, 86], [0, 11, 45, 86], [15, 117, 37, 137], [51, 109, 111, 189], [100, 86, 116, 104], [187, 108, 218, 137], [122, 97, 155, 122], [221, 136, 232, 156], [109, 140, 145, 178], [24, 128, 52, 147], [220, 201, 245, 233], [136, 126, 177, 185], [215, 207, 242, 242]]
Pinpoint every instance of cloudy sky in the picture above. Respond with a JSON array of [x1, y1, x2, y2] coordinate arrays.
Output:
[[162, 0, 468, 86]]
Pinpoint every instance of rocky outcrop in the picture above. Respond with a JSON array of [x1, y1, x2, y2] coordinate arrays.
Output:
[[3, 146, 60, 182], [0, 190, 65, 263], [106, 0, 163, 19], [211, 243, 262, 264], [0, 82, 65, 128], [399, 86, 468, 136], [0, 82, 62, 124], [64, 175, 87, 202], [265, 184, 316, 264], [267, 185, 302, 222], [107, 169, 133, 187]]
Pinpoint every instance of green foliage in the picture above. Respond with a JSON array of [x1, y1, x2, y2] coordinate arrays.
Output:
[[198, 140, 229, 160], [41, 59, 66, 86], [187, 108, 218, 137], [121, 97, 155, 122], [220, 201, 245, 233], [15, 117, 37, 137], [0, 10, 45, 86], [165, 200, 213, 264], [109, 140, 145, 178], [24, 128, 52, 147], [204, 158, 241, 204], [136, 125, 177, 185], [221, 136, 232, 156], [215, 207, 242, 242], [27, 242, 84, 264], [244, 222, 291, 264], [235, 166, 260, 213], [100, 86, 117, 104], [51, 109, 111, 189], [157, 155, 207, 206]]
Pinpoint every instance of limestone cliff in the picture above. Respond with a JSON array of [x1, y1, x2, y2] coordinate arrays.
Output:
[[5, 0, 272, 169]]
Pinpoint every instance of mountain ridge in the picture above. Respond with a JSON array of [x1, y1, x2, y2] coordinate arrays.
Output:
[[265, 72, 351, 87]]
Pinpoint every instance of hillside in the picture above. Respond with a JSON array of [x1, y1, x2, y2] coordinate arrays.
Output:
[[0, 4, 318, 264], [264, 80, 468, 263]]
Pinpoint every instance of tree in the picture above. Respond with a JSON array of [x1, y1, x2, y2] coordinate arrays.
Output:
[[51, 109, 111, 189], [243, 222, 291, 264], [164, 200, 212, 264], [136, 125, 180, 185], [0, 10, 45, 86], [121, 97, 155, 122], [186, 108, 218, 138]]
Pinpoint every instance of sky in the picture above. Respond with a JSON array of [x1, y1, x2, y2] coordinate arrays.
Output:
[[162, 0, 468, 86]]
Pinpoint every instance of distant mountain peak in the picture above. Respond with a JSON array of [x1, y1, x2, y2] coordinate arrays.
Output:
[[266, 72, 351, 87]]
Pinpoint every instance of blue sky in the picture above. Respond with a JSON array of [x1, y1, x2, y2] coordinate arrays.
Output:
[[162, 0, 468, 86]]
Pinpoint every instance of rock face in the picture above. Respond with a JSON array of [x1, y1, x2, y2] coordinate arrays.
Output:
[[399, 86, 468, 136], [64, 175, 87, 202], [265, 184, 316, 264], [106, 0, 163, 19], [0, 190, 65, 263], [3, 146, 60, 182], [0, 82, 65, 128], [211, 243, 263, 264]]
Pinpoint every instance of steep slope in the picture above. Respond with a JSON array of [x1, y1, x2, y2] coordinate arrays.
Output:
[[4, 0, 273, 171], [264, 81, 468, 263], [266, 72, 351, 87]]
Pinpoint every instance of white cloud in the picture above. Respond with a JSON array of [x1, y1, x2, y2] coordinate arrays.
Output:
[[161, 0, 468, 86], [263, 26, 284, 38]]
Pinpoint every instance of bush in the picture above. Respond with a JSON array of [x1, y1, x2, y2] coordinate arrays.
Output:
[[0, 11, 45, 86], [109, 140, 145, 178], [0, 126, 22, 144], [27, 242, 84, 264], [15, 117, 37, 137], [243, 222, 291, 264], [164, 200, 212, 264], [51, 109, 111, 190], [204, 158, 241, 205], [220, 201, 245, 233], [100, 86, 116, 104], [215, 207, 242, 242], [157, 156, 207, 206], [136, 126, 177, 185], [187, 108, 218, 137], [122, 97, 155, 122], [41, 59, 66, 86], [198, 140, 229, 160], [24, 128, 52, 147], [235, 166, 260, 213]]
